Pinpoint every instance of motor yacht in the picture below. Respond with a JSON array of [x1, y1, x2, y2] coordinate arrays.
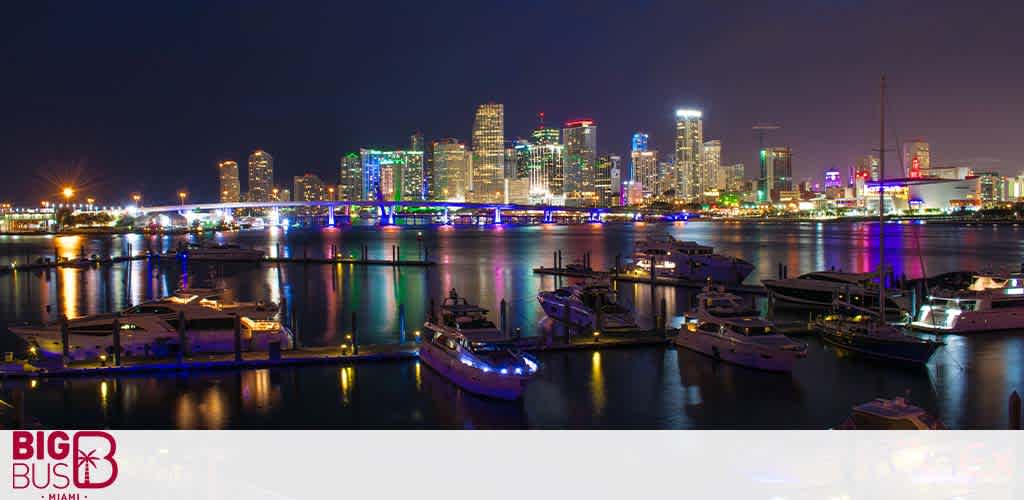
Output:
[[911, 273, 1024, 334], [631, 234, 754, 285], [420, 290, 539, 400], [10, 290, 292, 361], [835, 397, 945, 430], [537, 280, 639, 333], [762, 271, 909, 322], [177, 242, 265, 261]]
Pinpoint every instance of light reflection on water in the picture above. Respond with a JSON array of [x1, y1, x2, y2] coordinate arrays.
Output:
[[0, 221, 1022, 429]]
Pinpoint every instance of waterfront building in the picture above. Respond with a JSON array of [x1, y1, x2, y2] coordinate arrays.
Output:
[[515, 139, 565, 205], [432, 139, 470, 201], [629, 131, 649, 182], [595, 154, 617, 206], [631, 150, 659, 198], [360, 149, 426, 201], [903, 139, 930, 178], [218, 160, 241, 203], [471, 103, 505, 202], [609, 155, 623, 206], [504, 177, 530, 205], [760, 146, 793, 202], [293, 173, 327, 202], [702, 139, 721, 196], [856, 155, 880, 182], [338, 152, 362, 201], [562, 119, 598, 206], [674, 109, 705, 199], [410, 132, 426, 199], [531, 125, 560, 146], [272, 187, 290, 202], [976, 171, 1002, 203], [720, 163, 745, 192], [247, 149, 274, 202]]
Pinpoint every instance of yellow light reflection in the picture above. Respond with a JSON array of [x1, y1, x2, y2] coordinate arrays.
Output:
[[339, 366, 355, 405], [414, 361, 422, 392], [60, 268, 78, 318], [591, 351, 605, 416]]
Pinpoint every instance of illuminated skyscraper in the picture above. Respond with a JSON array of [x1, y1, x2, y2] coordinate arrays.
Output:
[[631, 150, 659, 197], [515, 139, 565, 205], [760, 146, 793, 201], [721, 163, 745, 192], [293, 173, 327, 202], [247, 149, 274, 202], [218, 160, 240, 203], [432, 139, 470, 201], [410, 132, 426, 199], [595, 155, 619, 206], [674, 109, 704, 199], [903, 139, 930, 178], [856, 155, 880, 181], [338, 152, 362, 201], [629, 131, 649, 183], [702, 140, 721, 192], [359, 149, 424, 201], [562, 119, 598, 206], [471, 103, 504, 202]]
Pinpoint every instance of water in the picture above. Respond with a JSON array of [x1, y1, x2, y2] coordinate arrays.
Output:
[[1, 221, 1022, 429]]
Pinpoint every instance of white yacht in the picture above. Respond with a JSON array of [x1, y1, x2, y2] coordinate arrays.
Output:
[[10, 290, 292, 361], [836, 397, 945, 430], [677, 294, 807, 372], [420, 290, 539, 400], [911, 273, 1024, 334], [632, 234, 754, 285], [537, 280, 638, 333], [178, 242, 265, 261]]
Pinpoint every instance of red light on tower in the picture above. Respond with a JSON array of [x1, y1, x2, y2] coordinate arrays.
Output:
[[564, 119, 595, 128]]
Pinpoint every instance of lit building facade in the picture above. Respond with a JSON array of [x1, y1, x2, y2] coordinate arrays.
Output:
[[720, 163, 745, 192], [359, 149, 426, 201], [514, 140, 565, 205], [594, 155, 617, 206], [218, 160, 241, 203], [432, 139, 470, 201], [856, 155, 880, 181], [632, 150, 659, 197], [629, 131, 649, 183], [338, 152, 362, 201], [293, 173, 327, 202], [674, 109, 704, 199], [247, 149, 274, 202], [903, 139, 930, 178], [562, 120, 598, 206], [702, 139, 721, 195], [760, 146, 793, 202], [471, 103, 505, 202]]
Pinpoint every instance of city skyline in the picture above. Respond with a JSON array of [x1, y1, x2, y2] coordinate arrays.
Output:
[[2, 2, 1022, 204]]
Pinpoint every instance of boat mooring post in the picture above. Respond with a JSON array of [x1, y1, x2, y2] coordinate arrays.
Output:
[[233, 313, 242, 363], [351, 311, 359, 355], [777, 262, 783, 279], [553, 251, 557, 270], [1011, 391, 1022, 430], [649, 255, 658, 327], [595, 293, 603, 339], [500, 298, 508, 338], [176, 310, 186, 365], [60, 314, 69, 366], [614, 253, 621, 277], [112, 318, 121, 367], [398, 304, 406, 344], [660, 296, 668, 335]]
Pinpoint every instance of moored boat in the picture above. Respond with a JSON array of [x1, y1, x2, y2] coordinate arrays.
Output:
[[835, 397, 945, 429], [631, 234, 754, 285], [911, 273, 1024, 334], [537, 280, 638, 333]]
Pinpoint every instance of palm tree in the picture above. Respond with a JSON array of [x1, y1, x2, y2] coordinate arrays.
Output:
[[76, 448, 100, 485]]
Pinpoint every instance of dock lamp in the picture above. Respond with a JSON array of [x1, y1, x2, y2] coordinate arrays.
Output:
[[414, 330, 421, 343], [593, 330, 601, 343]]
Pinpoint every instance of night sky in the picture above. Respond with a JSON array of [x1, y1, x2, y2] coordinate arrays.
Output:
[[2, 1, 1022, 204]]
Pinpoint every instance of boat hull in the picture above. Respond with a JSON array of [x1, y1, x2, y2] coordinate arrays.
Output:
[[818, 327, 937, 364], [912, 309, 1024, 334], [418, 342, 529, 400], [537, 295, 638, 332], [673, 330, 800, 372]]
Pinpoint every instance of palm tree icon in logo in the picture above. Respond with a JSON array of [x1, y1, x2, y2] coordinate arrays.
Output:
[[76, 447, 100, 486]]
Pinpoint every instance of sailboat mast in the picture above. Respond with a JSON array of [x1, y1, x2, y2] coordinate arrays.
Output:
[[878, 74, 886, 318]]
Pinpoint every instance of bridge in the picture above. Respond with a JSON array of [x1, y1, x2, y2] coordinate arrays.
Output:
[[138, 200, 683, 225]]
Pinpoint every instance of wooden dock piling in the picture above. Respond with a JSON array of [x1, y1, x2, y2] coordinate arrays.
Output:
[[112, 318, 121, 366], [233, 314, 242, 363], [1011, 391, 1022, 430], [176, 310, 186, 365]]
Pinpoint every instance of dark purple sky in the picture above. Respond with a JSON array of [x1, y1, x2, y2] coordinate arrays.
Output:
[[2, 1, 1022, 204]]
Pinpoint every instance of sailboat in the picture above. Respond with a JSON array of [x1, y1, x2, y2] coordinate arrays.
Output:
[[814, 75, 941, 365]]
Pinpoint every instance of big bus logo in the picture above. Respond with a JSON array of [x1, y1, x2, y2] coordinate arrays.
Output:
[[11, 431, 118, 491]]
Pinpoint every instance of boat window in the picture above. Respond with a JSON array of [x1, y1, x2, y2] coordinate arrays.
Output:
[[991, 299, 1024, 309], [959, 301, 977, 312], [742, 326, 772, 336], [697, 322, 721, 333], [186, 317, 236, 330], [127, 305, 176, 315], [68, 326, 115, 336], [120, 323, 145, 331]]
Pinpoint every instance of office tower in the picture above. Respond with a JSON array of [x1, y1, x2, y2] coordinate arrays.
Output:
[[410, 131, 426, 198], [471, 103, 504, 202], [515, 138, 565, 205], [760, 146, 793, 201], [531, 125, 559, 145], [410, 131, 424, 153], [702, 139, 722, 192], [976, 171, 1002, 203], [293, 173, 327, 202], [218, 160, 240, 203], [562, 119, 598, 206], [504, 140, 519, 180], [271, 186, 290, 202], [359, 149, 424, 201], [247, 149, 274, 202], [595, 155, 613, 206], [338, 152, 362, 201], [720, 163, 745, 192], [432, 139, 470, 201], [824, 168, 842, 189], [674, 109, 704, 199], [856, 155, 880, 181], [903, 139, 930, 178], [630, 131, 649, 183], [631, 150, 659, 197], [659, 160, 677, 197]]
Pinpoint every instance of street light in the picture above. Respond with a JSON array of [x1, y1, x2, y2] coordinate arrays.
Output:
[[132, 193, 142, 206], [178, 191, 187, 206], [62, 186, 74, 201]]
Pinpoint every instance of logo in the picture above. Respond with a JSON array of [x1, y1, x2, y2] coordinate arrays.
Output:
[[12, 431, 118, 492]]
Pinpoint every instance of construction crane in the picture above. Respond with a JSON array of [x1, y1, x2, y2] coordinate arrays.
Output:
[[752, 123, 781, 152]]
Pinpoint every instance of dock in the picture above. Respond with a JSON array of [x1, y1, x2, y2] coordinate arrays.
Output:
[[161, 254, 435, 267], [532, 266, 767, 295]]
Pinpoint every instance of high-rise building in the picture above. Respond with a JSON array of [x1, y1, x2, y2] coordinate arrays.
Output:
[[856, 155, 880, 182], [562, 119, 598, 206], [674, 109, 704, 199], [760, 147, 793, 201], [903, 139, 930, 178], [471, 103, 505, 202], [293, 173, 327, 202], [595, 155, 616, 206], [531, 126, 559, 146], [218, 160, 240, 203], [515, 139, 565, 205], [720, 163, 745, 192], [702, 139, 722, 193], [338, 152, 362, 201], [247, 149, 274, 202], [632, 150, 659, 197], [629, 131, 649, 184], [410, 132, 426, 199], [359, 149, 425, 201], [432, 139, 470, 201]]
